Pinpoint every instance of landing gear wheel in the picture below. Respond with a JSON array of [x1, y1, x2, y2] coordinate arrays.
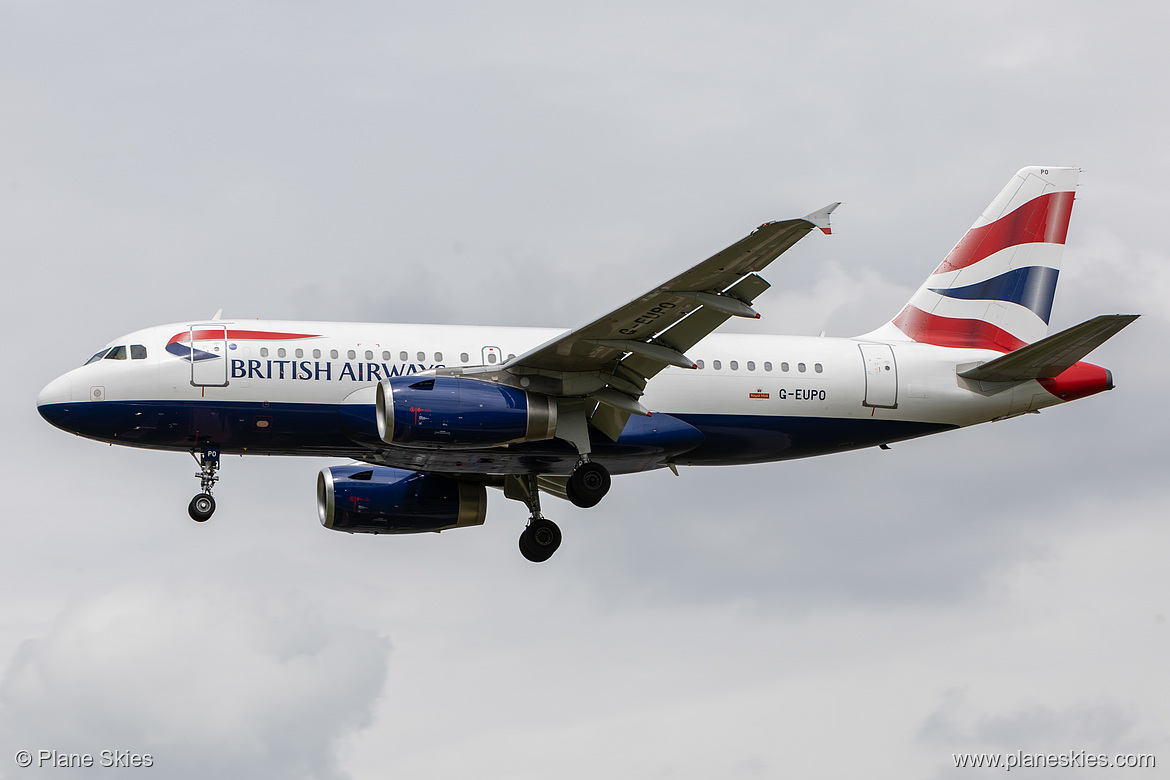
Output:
[[188, 493, 216, 522], [566, 461, 611, 508], [519, 517, 562, 563]]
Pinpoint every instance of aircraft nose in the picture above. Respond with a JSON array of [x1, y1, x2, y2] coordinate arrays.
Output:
[[37, 374, 73, 408]]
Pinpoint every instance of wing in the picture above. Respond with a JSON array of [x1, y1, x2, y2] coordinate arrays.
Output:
[[462, 204, 838, 440]]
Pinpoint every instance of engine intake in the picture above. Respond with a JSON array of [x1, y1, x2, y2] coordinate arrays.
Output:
[[318, 465, 487, 534], [376, 376, 557, 447]]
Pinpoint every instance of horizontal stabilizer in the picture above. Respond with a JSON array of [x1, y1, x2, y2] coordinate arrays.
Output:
[[957, 314, 1139, 382]]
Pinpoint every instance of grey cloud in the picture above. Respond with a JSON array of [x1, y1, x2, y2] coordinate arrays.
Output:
[[920, 690, 1143, 756], [0, 584, 389, 780], [4, 1, 1169, 777]]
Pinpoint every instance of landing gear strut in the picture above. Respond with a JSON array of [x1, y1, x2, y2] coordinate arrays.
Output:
[[566, 460, 610, 508], [188, 445, 220, 522], [508, 474, 561, 563]]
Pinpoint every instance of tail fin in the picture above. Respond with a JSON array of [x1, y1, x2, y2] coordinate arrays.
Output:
[[869, 166, 1080, 351]]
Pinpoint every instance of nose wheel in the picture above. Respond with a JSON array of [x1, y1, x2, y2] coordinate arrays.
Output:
[[188, 445, 221, 522], [188, 493, 216, 522]]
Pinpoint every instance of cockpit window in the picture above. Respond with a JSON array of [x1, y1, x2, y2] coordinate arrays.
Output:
[[104, 345, 128, 360], [85, 348, 111, 365], [130, 344, 147, 360]]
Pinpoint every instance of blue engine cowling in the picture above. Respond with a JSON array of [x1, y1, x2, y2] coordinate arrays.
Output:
[[376, 376, 557, 447], [318, 464, 487, 534]]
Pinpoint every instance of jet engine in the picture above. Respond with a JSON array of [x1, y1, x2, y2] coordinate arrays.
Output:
[[376, 376, 557, 447], [318, 464, 487, 534]]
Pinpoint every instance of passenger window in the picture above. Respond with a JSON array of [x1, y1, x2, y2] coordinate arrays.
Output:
[[104, 345, 127, 360], [347, 350, 356, 360], [487, 353, 497, 364], [746, 361, 755, 371], [85, 348, 111, 365], [382, 351, 391, 361], [781, 362, 790, 372], [696, 359, 705, 369], [764, 362, 772, 371], [730, 360, 739, 370], [713, 360, 722, 370], [417, 351, 425, 361], [798, 362, 806, 373], [130, 345, 147, 360], [365, 350, 373, 360], [460, 352, 469, 363], [260, 347, 269, 358], [815, 363, 823, 373], [295, 348, 304, 359], [435, 352, 443, 361], [330, 349, 339, 359], [507, 354, 515, 361], [313, 349, 321, 359], [400, 351, 408, 361], [278, 348, 286, 358]]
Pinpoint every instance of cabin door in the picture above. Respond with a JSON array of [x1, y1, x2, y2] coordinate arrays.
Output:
[[859, 343, 897, 408], [190, 325, 229, 387]]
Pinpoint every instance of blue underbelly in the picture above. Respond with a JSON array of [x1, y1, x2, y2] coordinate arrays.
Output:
[[674, 413, 954, 464], [38, 400, 954, 469]]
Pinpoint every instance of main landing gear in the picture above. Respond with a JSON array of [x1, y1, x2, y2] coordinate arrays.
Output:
[[507, 460, 611, 563], [509, 474, 561, 563], [520, 516, 562, 564], [566, 460, 610, 508], [188, 445, 220, 522]]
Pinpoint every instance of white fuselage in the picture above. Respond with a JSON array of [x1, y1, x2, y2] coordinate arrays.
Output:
[[37, 318, 1063, 474]]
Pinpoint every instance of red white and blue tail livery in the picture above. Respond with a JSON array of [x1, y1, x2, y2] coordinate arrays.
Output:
[[875, 166, 1078, 351], [37, 167, 1138, 562]]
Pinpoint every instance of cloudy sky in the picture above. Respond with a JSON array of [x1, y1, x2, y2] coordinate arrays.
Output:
[[2, 1, 1167, 777]]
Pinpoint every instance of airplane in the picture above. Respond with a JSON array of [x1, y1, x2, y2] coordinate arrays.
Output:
[[37, 166, 1138, 562]]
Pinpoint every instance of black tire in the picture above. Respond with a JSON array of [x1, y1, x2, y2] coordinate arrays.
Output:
[[518, 518, 562, 563], [188, 493, 216, 522], [566, 461, 611, 508]]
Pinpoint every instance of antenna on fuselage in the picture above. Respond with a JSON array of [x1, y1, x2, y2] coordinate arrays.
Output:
[[212, 308, 223, 321]]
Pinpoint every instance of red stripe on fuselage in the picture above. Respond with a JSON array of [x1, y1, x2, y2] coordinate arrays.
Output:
[[168, 330, 321, 345], [934, 190, 1074, 275], [891, 306, 1027, 351]]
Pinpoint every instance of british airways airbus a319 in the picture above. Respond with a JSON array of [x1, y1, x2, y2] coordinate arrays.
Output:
[[37, 167, 1137, 562]]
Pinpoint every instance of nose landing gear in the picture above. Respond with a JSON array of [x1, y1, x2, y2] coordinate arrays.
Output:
[[188, 445, 220, 522], [188, 492, 215, 522]]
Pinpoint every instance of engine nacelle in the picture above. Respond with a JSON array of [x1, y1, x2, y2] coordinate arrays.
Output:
[[376, 376, 557, 447], [317, 465, 487, 534]]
